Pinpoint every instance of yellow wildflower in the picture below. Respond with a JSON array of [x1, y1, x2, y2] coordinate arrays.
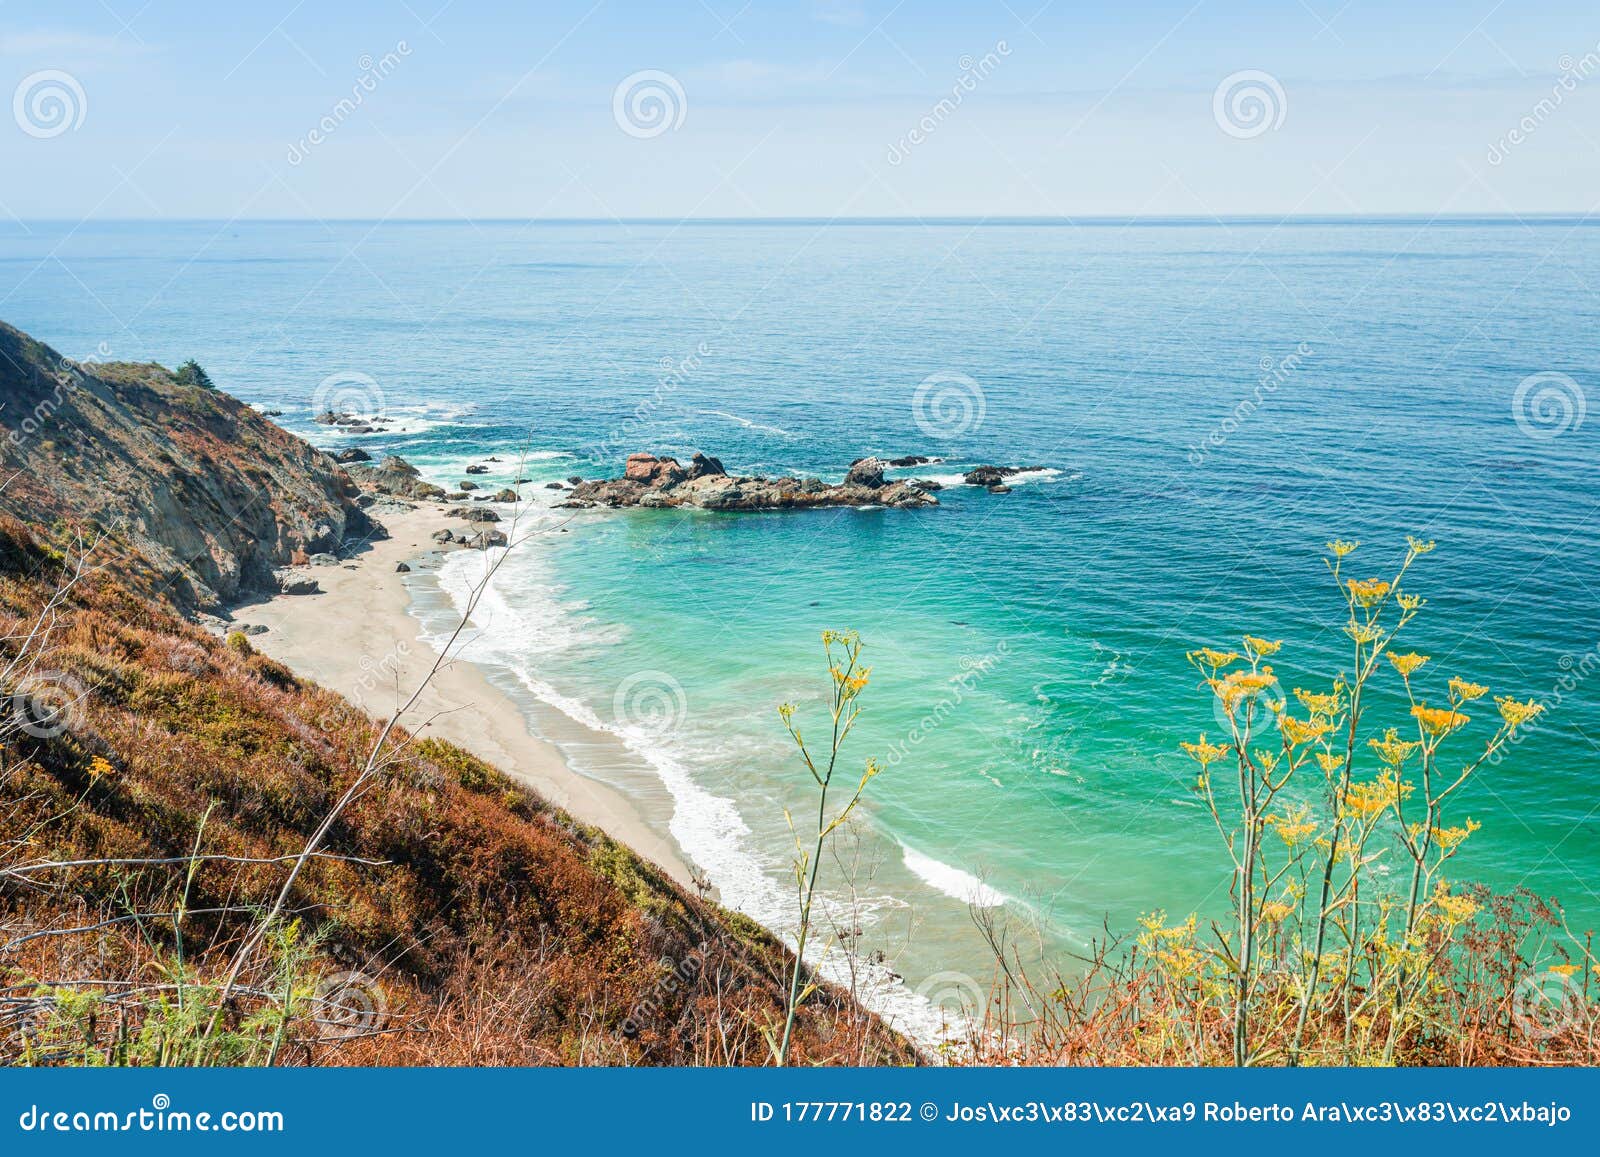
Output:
[[1396, 593, 1425, 613], [1406, 536, 1437, 556], [1187, 647, 1240, 670], [1179, 734, 1231, 768], [1295, 686, 1345, 717], [1243, 635, 1283, 659], [1315, 751, 1344, 775], [1279, 715, 1331, 746], [1448, 677, 1489, 702], [1429, 818, 1480, 851], [1550, 963, 1581, 977], [1345, 622, 1383, 644], [1347, 578, 1391, 607], [1496, 696, 1543, 729], [1388, 652, 1429, 678], [1259, 900, 1294, 923], [1411, 704, 1469, 737], [1269, 807, 1318, 846], [1368, 728, 1421, 766], [87, 755, 115, 780], [1432, 888, 1478, 924], [1326, 539, 1360, 558], [1347, 768, 1410, 820]]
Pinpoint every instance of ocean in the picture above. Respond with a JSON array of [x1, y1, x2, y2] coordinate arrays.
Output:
[[6, 218, 1598, 1020]]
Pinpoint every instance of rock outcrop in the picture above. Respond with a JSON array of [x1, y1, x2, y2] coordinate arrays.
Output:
[[345, 455, 447, 501], [562, 452, 937, 512], [0, 321, 374, 611]]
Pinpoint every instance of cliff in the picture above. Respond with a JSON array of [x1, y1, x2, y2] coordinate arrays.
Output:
[[0, 322, 373, 612]]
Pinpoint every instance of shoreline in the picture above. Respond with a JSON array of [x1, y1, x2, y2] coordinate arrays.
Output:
[[233, 501, 697, 889]]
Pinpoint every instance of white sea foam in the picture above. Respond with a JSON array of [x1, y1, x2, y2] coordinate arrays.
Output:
[[901, 845, 1008, 908], [418, 526, 984, 1053], [696, 409, 797, 438]]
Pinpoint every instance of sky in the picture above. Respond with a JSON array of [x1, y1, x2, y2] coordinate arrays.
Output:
[[1, 0, 1598, 219]]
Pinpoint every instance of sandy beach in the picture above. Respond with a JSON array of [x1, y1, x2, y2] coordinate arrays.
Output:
[[234, 501, 695, 887]]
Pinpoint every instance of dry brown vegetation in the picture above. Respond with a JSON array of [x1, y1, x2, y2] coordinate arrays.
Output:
[[0, 516, 914, 1066]]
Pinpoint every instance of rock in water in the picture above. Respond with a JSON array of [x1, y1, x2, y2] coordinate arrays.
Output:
[[844, 457, 888, 488], [562, 450, 938, 512]]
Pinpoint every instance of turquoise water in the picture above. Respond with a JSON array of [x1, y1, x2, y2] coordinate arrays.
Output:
[[5, 219, 1598, 1004]]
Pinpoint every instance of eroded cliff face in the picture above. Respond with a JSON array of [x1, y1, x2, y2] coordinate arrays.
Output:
[[0, 321, 372, 610]]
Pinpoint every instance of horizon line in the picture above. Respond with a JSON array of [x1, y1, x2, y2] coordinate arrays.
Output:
[[1, 212, 1597, 228]]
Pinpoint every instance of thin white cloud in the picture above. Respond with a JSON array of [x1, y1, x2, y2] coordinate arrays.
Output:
[[0, 29, 154, 60]]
